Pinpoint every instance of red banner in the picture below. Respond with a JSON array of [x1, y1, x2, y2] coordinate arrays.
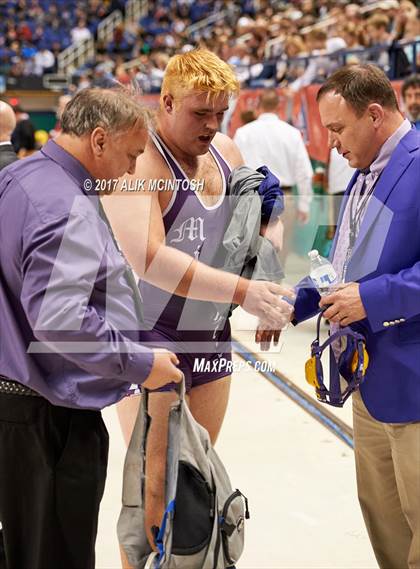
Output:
[[301, 85, 329, 164], [141, 81, 405, 165], [228, 81, 405, 164]]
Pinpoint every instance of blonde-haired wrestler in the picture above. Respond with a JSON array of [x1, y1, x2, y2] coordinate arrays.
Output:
[[102, 48, 291, 566]]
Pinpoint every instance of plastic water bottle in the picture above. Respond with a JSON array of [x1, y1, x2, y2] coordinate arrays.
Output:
[[308, 249, 339, 296]]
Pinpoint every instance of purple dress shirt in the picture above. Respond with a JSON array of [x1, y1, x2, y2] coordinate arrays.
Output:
[[0, 140, 153, 410]]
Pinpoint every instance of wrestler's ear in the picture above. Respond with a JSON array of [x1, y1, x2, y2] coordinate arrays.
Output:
[[163, 94, 174, 114]]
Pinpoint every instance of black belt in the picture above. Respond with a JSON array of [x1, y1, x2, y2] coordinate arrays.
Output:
[[0, 376, 40, 397]]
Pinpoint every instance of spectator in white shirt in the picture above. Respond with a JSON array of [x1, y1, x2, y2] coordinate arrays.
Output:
[[34, 46, 55, 75], [233, 88, 313, 265], [71, 19, 92, 45]]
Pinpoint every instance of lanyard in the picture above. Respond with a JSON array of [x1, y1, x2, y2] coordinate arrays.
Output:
[[348, 171, 381, 249], [342, 171, 380, 282]]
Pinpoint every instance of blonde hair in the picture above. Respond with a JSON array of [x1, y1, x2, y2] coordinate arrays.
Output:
[[367, 14, 390, 30], [160, 48, 240, 104]]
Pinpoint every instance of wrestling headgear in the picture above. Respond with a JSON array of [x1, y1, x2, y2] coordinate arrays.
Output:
[[305, 311, 369, 407]]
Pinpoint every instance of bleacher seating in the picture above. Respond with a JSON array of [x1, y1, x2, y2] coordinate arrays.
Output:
[[0, 0, 418, 91]]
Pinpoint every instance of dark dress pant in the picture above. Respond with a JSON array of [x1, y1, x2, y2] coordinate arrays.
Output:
[[0, 393, 109, 569]]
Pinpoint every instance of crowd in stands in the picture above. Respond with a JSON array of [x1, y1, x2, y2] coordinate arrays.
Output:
[[0, 0, 418, 92], [0, 0, 123, 77], [76, 0, 420, 93]]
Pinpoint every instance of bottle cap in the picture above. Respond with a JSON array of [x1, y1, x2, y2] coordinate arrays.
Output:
[[308, 249, 319, 260]]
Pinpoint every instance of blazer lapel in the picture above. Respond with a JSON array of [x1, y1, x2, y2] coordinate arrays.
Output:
[[350, 133, 416, 262]]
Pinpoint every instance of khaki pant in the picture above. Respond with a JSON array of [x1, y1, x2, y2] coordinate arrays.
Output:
[[352, 391, 420, 569]]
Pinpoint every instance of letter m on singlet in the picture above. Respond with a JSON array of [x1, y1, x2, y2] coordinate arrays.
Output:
[[170, 217, 205, 243]]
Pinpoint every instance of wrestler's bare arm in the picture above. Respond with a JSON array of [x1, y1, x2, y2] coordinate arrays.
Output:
[[102, 139, 248, 303]]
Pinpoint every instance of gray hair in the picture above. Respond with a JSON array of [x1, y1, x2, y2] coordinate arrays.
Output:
[[61, 88, 150, 136]]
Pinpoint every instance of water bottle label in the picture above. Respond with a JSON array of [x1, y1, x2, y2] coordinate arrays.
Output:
[[310, 266, 338, 295], [320, 272, 335, 285]]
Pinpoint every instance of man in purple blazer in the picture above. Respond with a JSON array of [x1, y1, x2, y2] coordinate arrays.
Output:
[[293, 65, 419, 568]]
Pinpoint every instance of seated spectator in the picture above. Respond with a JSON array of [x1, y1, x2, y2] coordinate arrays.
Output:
[[133, 59, 153, 93], [71, 19, 92, 45], [400, 0, 418, 20], [366, 14, 391, 71], [45, 18, 69, 50], [377, 0, 400, 36], [228, 43, 253, 85], [148, 52, 169, 93], [341, 22, 365, 51], [401, 15, 420, 72], [33, 44, 55, 75], [277, 36, 308, 86], [49, 94, 72, 138], [114, 61, 131, 85], [344, 3, 363, 24], [289, 29, 340, 92], [10, 103, 36, 156], [402, 74, 420, 128], [91, 63, 115, 88], [108, 24, 135, 56], [247, 54, 277, 88], [76, 72, 93, 90], [403, 14, 420, 40]]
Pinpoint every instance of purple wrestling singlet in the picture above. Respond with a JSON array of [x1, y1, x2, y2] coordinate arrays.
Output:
[[138, 132, 235, 391]]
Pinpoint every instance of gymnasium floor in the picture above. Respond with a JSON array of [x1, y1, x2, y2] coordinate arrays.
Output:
[[96, 254, 378, 569]]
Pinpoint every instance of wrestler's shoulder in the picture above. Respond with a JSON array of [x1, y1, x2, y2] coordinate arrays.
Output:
[[212, 132, 244, 168], [134, 135, 172, 179]]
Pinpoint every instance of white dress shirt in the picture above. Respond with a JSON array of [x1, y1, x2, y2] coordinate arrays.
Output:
[[233, 113, 313, 212]]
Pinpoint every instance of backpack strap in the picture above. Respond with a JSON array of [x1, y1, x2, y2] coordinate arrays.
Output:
[[174, 373, 186, 402], [144, 552, 158, 569], [142, 373, 186, 408], [155, 500, 176, 564]]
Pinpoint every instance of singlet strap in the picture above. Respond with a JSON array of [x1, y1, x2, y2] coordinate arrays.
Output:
[[209, 143, 232, 188], [150, 131, 186, 181]]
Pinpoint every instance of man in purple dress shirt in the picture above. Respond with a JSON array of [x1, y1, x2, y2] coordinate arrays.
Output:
[[0, 88, 181, 569]]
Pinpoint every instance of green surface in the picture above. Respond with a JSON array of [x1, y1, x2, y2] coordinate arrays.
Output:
[[29, 111, 56, 132]]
